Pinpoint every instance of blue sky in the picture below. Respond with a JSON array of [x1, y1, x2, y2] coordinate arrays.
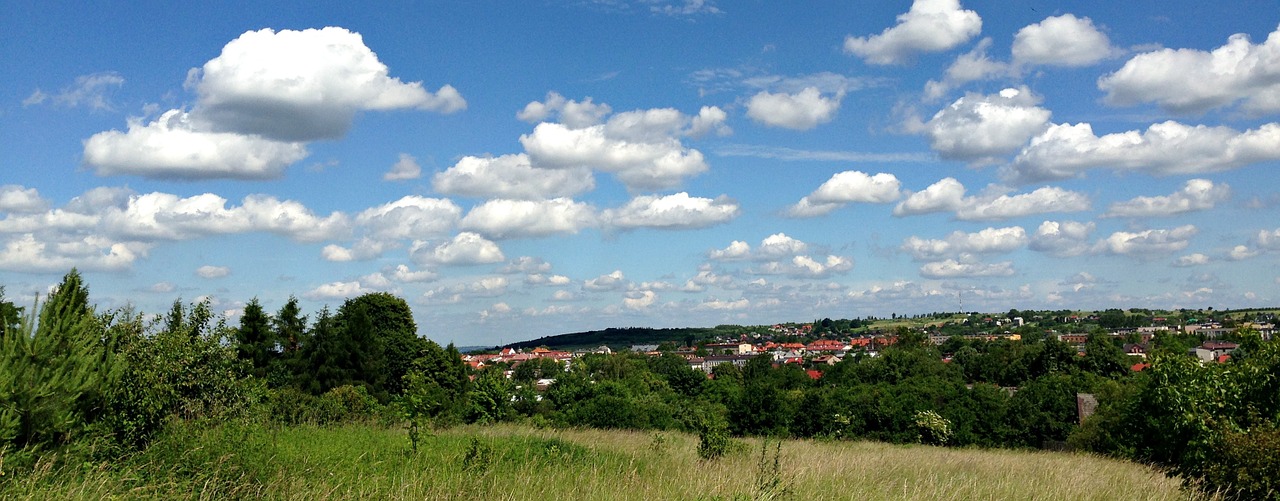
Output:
[[3, 1, 1279, 346]]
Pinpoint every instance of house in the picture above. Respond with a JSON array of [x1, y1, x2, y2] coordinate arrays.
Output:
[[705, 342, 755, 355], [698, 354, 757, 372], [1193, 341, 1238, 362], [1122, 343, 1149, 359], [806, 339, 848, 353], [1057, 334, 1089, 345]]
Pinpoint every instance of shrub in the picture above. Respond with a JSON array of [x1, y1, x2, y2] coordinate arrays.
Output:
[[461, 437, 495, 471], [698, 421, 733, 461], [101, 300, 256, 448], [914, 410, 953, 446], [1201, 423, 1280, 500]]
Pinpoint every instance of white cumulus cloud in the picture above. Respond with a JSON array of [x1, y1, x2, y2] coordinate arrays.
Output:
[[433, 154, 594, 199], [1007, 121, 1280, 183], [844, 0, 982, 65], [602, 192, 740, 230], [195, 265, 230, 278], [460, 198, 596, 239], [745, 87, 842, 130], [83, 27, 463, 180], [787, 171, 901, 217], [1095, 225, 1198, 257], [383, 153, 422, 181], [1098, 25, 1280, 114], [921, 87, 1050, 164], [1012, 14, 1118, 67], [1104, 179, 1230, 218]]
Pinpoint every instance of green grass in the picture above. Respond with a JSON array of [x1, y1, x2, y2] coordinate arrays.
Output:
[[2, 421, 1201, 500]]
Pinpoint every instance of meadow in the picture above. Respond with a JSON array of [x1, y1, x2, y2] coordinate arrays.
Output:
[[3, 421, 1197, 500]]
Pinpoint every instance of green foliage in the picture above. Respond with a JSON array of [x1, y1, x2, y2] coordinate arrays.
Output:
[[914, 410, 953, 446], [461, 437, 495, 471], [0, 270, 115, 452], [234, 297, 275, 379], [102, 299, 257, 448], [697, 420, 732, 461], [467, 369, 514, 424], [511, 357, 563, 384], [0, 287, 22, 339], [750, 438, 793, 501]]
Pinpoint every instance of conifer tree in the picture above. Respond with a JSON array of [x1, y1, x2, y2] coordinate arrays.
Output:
[[0, 269, 107, 449], [235, 298, 274, 378]]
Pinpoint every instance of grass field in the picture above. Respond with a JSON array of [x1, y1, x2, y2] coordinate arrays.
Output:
[[2, 422, 1199, 500]]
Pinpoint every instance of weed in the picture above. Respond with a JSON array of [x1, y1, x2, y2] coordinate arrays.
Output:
[[461, 437, 495, 472], [751, 438, 792, 500], [649, 432, 669, 454]]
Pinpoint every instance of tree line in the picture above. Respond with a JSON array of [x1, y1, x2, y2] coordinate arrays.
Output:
[[1, 270, 1276, 499]]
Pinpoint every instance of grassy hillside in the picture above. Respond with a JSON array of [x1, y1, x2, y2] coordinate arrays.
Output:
[[4, 422, 1198, 500]]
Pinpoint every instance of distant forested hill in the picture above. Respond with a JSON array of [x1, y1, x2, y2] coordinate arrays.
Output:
[[504, 327, 716, 351]]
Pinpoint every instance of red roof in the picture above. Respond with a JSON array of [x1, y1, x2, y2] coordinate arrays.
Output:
[[805, 370, 822, 380], [1131, 362, 1150, 372]]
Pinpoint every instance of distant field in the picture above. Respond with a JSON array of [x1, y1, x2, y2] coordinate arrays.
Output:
[[5, 422, 1198, 500]]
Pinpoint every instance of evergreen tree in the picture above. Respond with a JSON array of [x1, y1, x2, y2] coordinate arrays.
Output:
[[298, 306, 349, 395], [235, 297, 274, 378], [0, 270, 109, 449]]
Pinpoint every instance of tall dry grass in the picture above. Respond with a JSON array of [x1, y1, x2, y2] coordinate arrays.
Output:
[[0, 422, 1200, 500]]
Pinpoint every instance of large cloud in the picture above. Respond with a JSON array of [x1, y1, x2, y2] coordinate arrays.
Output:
[[84, 27, 463, 180], [1029, 220, 1095, 258], [0, 233, 149, 273], [460, 198, 596, 239], [0, 185, 49, 213], [920, 87, 1051, 163], [432, 154, 594, 199], [601, 192, 740, 230], [1103, 179, 1230, 218], [844, 0, 982, 65], [745, 87, 842, 130], [893, 177, 966, 216], [1095, 225, 1198, 257], [1012, 14, 1118, 67], [520, 119, 710, 191], [83, 110, 309, 180], [901, 226, 1027, 261], [1098, 25, 1280, 114], [0, 186, 391, 272], [893, 178, 1090, 221], [787, 171, 902, 217], [412, 232, 505, 265], [99, 192, 350, 242], [953, 186, 1091, 221], [1006, 121, 1280, 183], [192, 27, 464, 141]]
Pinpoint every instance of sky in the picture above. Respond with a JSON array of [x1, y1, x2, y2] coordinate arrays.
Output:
[[2, 0, 1279, 346]]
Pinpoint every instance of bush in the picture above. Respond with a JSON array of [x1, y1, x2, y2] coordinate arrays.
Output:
[[101, 300, 257, 448], [1201, 423, 1280, 500], [914, 410, 953, 446]]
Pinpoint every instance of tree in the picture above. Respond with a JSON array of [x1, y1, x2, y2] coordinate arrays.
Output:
[[0, 270, 111, 450], [335, 292, 425, 399], [235, 297, 275, 378]]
